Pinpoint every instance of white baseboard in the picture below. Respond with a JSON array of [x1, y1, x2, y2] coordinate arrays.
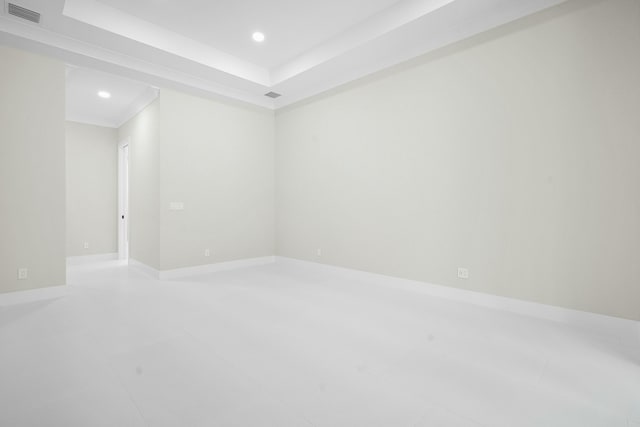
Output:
[[128, 256, 277, 280], [159, 256, 276, 280], [67, 253, 118, 265], [121, 255, 640, 343], [274, 257, 640, 344], [128, 258, 160, 279], [0, 285, 68, 307]]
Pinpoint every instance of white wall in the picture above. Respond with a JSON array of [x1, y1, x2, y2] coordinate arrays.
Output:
[[158, 89, 275, 270], [0, 46, 66, 293], [3, 0, 635, 324], [275, 0, 640, 320], [66, 121, 118, 257], [118, 90, 275, 271], [119, 99, 161, 269]]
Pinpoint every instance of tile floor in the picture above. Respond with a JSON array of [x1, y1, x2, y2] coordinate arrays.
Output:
[[0, 259, 638, 426]]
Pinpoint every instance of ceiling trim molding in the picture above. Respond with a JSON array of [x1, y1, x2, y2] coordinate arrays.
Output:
[[62, 0, 271, 86], [270, 0, 455, 85], [66, 116, 119, 128], [115, 85, 159, 128], [270, 0, 569, 108], [1, 0, 570, 110], [61, 0, 460, 88], [0, 15, 276, 108]]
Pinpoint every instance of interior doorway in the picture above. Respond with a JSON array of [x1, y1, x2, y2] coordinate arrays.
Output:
[[118, 138, 130, 260]]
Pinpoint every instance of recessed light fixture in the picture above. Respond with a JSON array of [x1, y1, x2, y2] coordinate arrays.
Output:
[[252, 32, 265, 43], [97, 90, 111, 99]]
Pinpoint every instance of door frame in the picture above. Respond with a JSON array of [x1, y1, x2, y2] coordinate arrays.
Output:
[[118, 137, 130, 261]]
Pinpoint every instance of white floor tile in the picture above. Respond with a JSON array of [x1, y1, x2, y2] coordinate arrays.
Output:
[[1, 382, 146, 427], [108, 335, 312, 426], [0, 259, 636, 427]]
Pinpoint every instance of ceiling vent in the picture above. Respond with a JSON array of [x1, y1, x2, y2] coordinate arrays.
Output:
[[7, 3, 41, 24], [264, 92, 281, 99]]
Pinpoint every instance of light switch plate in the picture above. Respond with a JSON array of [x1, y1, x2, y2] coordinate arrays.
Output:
[[169, 202, 184, 211], [457, 267, 469, 279]]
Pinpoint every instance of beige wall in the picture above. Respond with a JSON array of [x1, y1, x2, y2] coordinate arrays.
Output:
[[158, 89, 275, 270], [119, 90, 275, 271], [3, 0, 637, 322], [119, 99, 161, 269], [66, 121, 118, 256], [275, 0, 640, 320], [0, 46, 66, 292]]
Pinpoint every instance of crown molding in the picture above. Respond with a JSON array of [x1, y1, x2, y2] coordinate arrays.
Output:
[[1, 0, 569, 110]]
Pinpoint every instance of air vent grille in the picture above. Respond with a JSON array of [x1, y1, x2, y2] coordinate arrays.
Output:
[[7, 3, 41, 23], [265, 92, 281, 99]]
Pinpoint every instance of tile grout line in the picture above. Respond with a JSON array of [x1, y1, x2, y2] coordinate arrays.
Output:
[[106, 359, 150, 427]]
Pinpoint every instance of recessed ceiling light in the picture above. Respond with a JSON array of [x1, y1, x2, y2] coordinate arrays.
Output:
[[97, 90, 111, 99], [252, 32, 265, 43]]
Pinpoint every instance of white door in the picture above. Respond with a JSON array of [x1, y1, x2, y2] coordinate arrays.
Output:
[[118, 139, 130, 260]]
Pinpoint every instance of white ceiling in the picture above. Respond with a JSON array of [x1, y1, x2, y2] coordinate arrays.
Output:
[[98, 0, 402, 69], [66, 66, 158, 128], [0, 0, 569, 113]]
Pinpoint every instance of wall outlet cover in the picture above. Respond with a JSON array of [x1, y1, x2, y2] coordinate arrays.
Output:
[[18, 268, 28, 280], [457, 267, 469, 279]]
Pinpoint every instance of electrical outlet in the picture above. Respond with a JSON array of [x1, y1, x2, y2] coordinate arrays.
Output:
[[457, 267, 469, 279], [204, 249, 211, 257], [18, 268, 28, 280], [316, 248, 322, 257], [83, 242, 89, 249]]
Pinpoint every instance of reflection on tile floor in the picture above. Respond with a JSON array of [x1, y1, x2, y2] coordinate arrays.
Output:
[[0, 259, 638, 426]]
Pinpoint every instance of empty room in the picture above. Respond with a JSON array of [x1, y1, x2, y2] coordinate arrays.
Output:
[[0, 0, 639, 426]]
